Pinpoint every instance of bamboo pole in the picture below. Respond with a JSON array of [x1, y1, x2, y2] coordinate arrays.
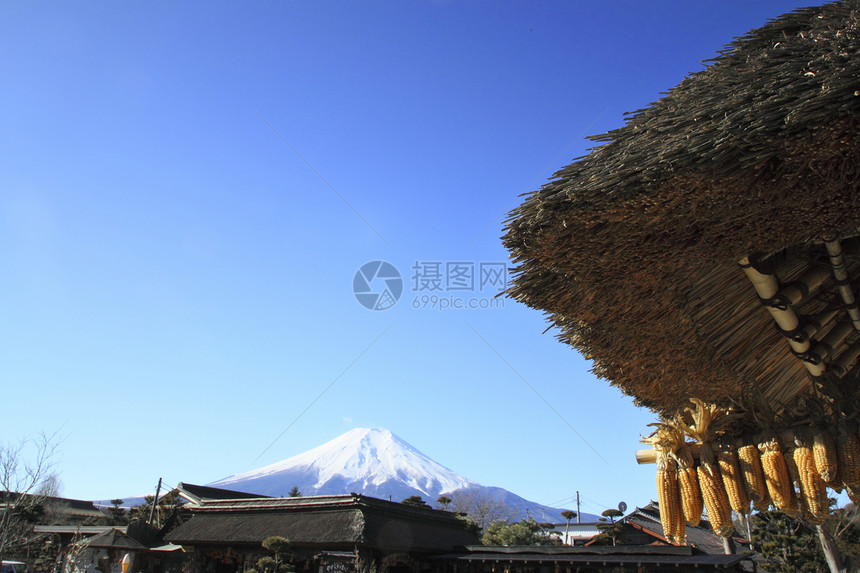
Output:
[[636, 444, 701, 465], [739, 256, 825, 376], [833, 340, 860, 377], [824, 237, 860, 333], [637, 430, 798, 464], [810, 321, 855, 365]]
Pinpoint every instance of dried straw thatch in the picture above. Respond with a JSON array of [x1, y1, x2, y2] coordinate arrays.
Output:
[[503, 1, 860, 424], [165, 494, 479, 551]]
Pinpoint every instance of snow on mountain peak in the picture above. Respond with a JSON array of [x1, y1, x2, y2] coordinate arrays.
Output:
[[206, 427, 584, 522], [211, 427, 476, 497]]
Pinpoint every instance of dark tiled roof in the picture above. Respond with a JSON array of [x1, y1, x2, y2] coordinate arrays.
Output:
[[461, 545, 692, 556], [177, 482, 271, 503], [438, 551, 746, 568], [622, 503, 742, 555]]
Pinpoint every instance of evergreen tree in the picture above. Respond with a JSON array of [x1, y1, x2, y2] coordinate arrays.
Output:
[[482, 518, 561, 546], [561, 510, 577, 545], [591, 519, 625, 547], [107, 499, 128, 525], [287, 487, 302, 498], [750, 510, 826, 572], [601, 508, 622, 523], [401, 496, 429, 508], [596, 509, 624, 546], [264, 536, 293, 572], [437, 496, 452, 511], [129, 489, 181, 528], [250, 536, 295, 573], [453, 513, 481, 537]]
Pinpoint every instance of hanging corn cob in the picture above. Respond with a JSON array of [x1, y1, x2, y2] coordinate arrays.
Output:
[[659, 452, 685, 544], [812, 425, 839, 487], [676, 431, 703, 527], [784, 444, 807, 519], [758, 434, 797, 515], [676, 399, 734, 538], [716, 439, 750, 515], [793, 428, 830, 524], [736, 439, 770, 512], [697, 443, 734, 538], [642, 423, 685, 544], [837, 421, 860, 494]]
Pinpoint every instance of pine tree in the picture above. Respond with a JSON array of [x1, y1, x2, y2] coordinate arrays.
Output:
[[482, 518, 561, 546], [401, 496, 429, 508], [561, 510, 577, 545], [750, 510, 826, 572], [108, 499, 128, 525]]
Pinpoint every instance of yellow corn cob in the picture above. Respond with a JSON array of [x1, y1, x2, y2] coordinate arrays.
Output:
[[812, 426, 839, 486], [656, 454, 683, 544], [737, 441, 769, 511], [697, 443, 733, 538], [784, 445, 806, 519], [794, 430, 829, 524], [717, 442, 750, 515], [672, 402, 730, 538], [758, 435, 797, 515], [674, 502, 686, 544], [678, 465, 703, 526], [697, 462, 733, 538], [837, 422, 860, 491], [676, 442, 703, 527]]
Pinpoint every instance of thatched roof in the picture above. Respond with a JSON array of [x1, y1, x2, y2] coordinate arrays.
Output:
[[504, 1, 860, 422], [86, 528, 148, 551], [165, 494, 478, 552], [0, 493, 104, 520]]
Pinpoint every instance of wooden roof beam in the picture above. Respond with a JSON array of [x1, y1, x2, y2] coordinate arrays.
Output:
[[824, 237, 860, 333]]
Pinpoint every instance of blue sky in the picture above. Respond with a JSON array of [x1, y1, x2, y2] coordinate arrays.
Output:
[[1, 1, 812, 516]]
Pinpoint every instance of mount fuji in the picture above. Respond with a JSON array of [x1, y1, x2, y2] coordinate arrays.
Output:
[[208, 428, 593, 523]]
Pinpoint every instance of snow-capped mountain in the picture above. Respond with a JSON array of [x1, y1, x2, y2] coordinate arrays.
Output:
[[208, 428, 594, 523], [212, 428, 475, 499]]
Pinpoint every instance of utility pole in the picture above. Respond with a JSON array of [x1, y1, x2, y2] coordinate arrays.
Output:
[[148, 478, 162, 525], [576, 491, 581, 524]]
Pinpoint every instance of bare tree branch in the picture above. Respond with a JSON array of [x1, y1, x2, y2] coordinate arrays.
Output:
[[0, 431, 62, 563]]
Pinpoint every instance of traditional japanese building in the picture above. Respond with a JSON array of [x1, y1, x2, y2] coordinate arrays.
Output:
[[164, 486, 479, 573]]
